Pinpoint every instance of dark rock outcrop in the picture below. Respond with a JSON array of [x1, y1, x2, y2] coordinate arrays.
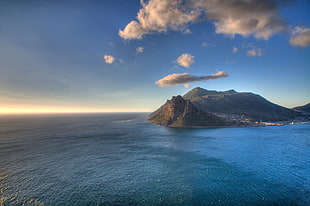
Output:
[[149, 95, 228, 127]]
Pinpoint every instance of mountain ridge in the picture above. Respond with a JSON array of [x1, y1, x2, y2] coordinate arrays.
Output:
[[293, 103, 310, 113], [149, 87, 309, 127], [183, 87, 300, 121], [149, 95, 229, 127]]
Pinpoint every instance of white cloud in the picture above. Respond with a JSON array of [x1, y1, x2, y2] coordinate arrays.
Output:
[[183, 29, 192, 34], [247, 48, 262, 57], [233, 47, 238, 54], [136, 47, 144, 53], [103, 55, 115, 64], [176, 53, 195, 68], [119, 0, 201, 40], [155, 71, 228, 87], [119, 0, 286, 40], [202, 42, 215, 47], [107, 42, 115, 47], [289, 27, 310, 47], [119, 21, 146, 40], [242, 42, 255, 49]]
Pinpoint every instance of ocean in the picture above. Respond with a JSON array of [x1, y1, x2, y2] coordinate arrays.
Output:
[[0, 113, 309, 206]]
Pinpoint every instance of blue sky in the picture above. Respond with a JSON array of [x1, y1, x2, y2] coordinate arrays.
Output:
[[0, 0, 309, 113]]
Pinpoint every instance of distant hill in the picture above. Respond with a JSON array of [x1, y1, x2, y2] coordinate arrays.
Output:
[[183, 87, 299, 122], [149, 95, 229, 127], [149, 87, 307, 127], [293, 103, 310, 113]]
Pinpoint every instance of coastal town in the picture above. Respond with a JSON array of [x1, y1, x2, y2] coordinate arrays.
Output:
[[213, 113, 310, 127]]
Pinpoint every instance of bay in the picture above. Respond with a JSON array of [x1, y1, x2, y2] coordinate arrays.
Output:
[[0, 113, 309, 205]]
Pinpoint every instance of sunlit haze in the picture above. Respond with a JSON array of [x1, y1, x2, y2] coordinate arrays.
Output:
[[1, 0, 309, 113]]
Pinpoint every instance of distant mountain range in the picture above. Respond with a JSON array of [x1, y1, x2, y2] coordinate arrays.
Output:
[[149, 87, 309, 127]]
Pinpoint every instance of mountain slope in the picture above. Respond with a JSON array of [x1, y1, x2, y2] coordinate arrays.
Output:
[[183, 87, 300, 121], [183, 87, 221, 99], [149, 95, 228, 127], [293, 103, 310, 113]]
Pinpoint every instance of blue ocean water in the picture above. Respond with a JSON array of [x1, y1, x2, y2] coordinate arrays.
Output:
[[0, 113, 309, 206]]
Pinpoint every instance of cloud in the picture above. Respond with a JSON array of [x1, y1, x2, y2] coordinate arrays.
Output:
[[107, 42, 115, 47], [119, 21, 146, 40], [119, 0, 202, 40], [119, 0, 286, 40], [176, 53, 195, 68], [202, 42, 215, 47], [289, 27, 310, 47], [197, 0, 286, 40], [155, 71, 228, 87], [247, 48, 262, 57], [103, 55, 116, 64], [242, 42, 256, 49], [183, 29, 192, 34], [233, 47, 238, 54], [224, 60, 235, 64], [136, 47, 144, 53]]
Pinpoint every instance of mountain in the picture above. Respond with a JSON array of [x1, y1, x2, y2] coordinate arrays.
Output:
[[183, 87, 221, 99], [293, 103, 310, 113], [149, 87, 306, 127], [149, 95, 229, 127], [183, 87, 299, 122]]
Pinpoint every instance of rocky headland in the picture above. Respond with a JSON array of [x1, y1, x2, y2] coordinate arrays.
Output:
[[149, 87, 310, 128]]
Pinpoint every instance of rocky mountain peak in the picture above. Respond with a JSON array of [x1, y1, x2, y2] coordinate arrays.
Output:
[[183, 87, 218, 99], [149, 95, 228, 127]]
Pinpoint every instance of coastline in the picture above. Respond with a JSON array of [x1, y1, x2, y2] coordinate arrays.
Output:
[[150, 121, 310, 129]]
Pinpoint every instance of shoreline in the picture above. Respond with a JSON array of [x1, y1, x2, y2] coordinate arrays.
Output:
[[150, 121, 310, 129]]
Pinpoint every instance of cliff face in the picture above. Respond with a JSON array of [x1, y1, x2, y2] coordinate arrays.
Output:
[[149, 95, 228, 127]]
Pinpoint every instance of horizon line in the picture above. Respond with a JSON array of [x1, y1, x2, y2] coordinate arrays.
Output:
[[0, 111, 152, 115]]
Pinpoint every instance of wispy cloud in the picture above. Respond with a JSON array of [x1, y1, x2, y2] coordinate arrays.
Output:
[[118, 59, 125, 64], [247, 48, 263, 57], [289, 27, 310, 47], [155, 71, 228, 87], [119, 0, 286, 40], [202, 42, 215, 47], [233, 47, 238, 54], [224, 60, 235, 65], [176, 53, 195, 68], [107, 42, 115, 47], [184, 84, 191, 89], [103, 55, 116, 64], [136, 47, 144, 53]]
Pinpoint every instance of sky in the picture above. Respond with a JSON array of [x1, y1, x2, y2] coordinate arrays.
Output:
[[0, 0, 309, 113]]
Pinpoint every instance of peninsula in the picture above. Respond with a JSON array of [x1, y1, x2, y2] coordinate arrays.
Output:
[[149, 87, 309, 128]]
